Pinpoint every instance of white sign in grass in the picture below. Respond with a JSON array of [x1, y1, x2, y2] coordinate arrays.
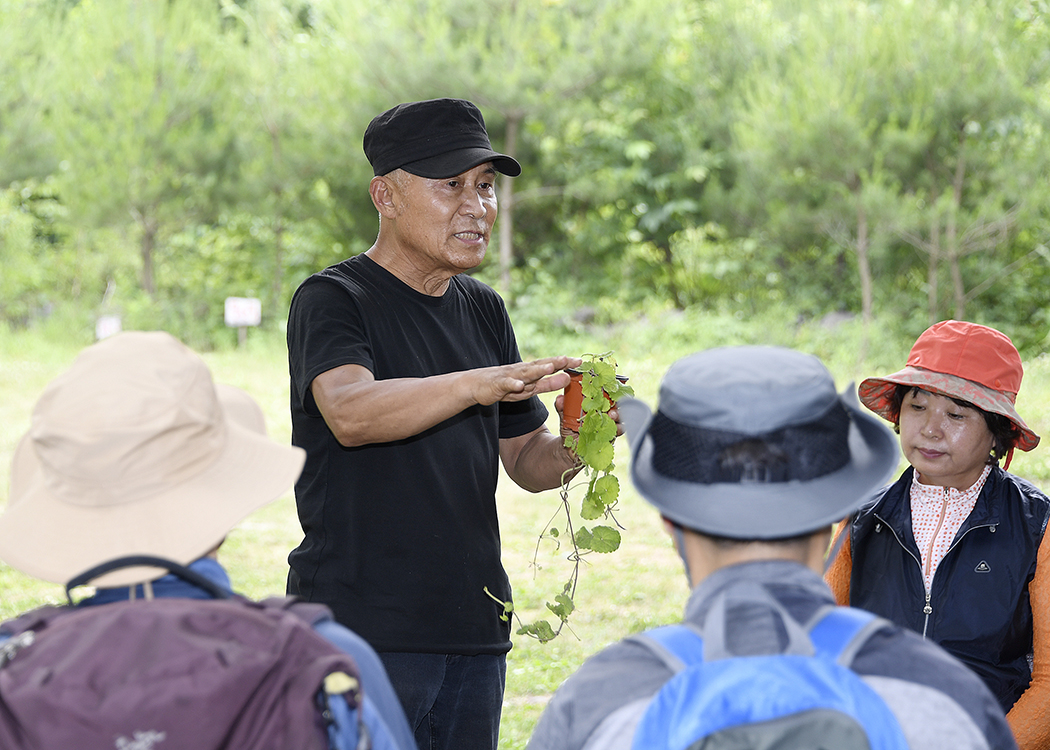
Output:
[[224, 297, 262, 328], [95, 315, 122, 341], [225, 297, 262, 346]]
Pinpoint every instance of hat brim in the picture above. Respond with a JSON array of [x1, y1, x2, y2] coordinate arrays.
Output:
[[858, 366, 1040, 452], [400, 147, 521, 179], [0, 396, 305, 587], [620, 388, 901, 540]]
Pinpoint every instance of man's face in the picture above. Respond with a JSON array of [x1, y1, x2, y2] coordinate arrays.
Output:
[[392, 162, 499, 278]]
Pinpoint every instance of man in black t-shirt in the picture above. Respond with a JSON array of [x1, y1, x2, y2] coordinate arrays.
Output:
[[286, 98, 608, 750]]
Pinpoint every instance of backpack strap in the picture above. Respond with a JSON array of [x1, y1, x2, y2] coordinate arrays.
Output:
[[256, 596, 343, 629], [699, 582, 816, 660], [807, 606, 891, 667], [632, 602, 889, 672], [636, 582, 821, 666], [64, 555, 234, 603], [0, 605, 69, 638], [630, 623, 706, 673], [0, 557, 227, 654]]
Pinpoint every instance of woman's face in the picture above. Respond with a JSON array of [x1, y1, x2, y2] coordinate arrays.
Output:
[[898, 388, 995, 490]]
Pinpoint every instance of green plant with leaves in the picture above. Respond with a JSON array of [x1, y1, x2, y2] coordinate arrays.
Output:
[[487, 352, 634, 642]]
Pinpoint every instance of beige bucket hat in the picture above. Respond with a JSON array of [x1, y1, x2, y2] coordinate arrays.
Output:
[[0, 331, 305, 587]]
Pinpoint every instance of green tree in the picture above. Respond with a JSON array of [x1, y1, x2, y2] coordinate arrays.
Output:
[[730, 0, 1050, 332], [888, 0, 1049, 324], [46, 0, 243, 299], [532, 0, 721, 313], [732, 1, 898, 329], [0, 2, 57, 188], [216, 0, 376, 323], [345, 0, 680, 300]]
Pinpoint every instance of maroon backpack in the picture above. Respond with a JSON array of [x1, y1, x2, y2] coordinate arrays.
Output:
[[0, 556, 365, 750]]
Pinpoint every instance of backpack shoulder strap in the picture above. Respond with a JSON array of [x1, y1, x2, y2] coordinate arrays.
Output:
[[0, 604, 74, 668], [627, 624, 706, 673], [256, 596, 338, 629], [807, 605, 891, 667], [65, 555, 234, 602], [0, 605, 71, 637], [629, 604, 891, 673]]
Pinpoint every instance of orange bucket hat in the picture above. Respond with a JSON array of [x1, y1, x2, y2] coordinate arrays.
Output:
[[858, 320, 1039, 454]]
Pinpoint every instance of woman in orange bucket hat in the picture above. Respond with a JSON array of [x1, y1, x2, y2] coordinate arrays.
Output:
[[826, 320, 1050, 750]]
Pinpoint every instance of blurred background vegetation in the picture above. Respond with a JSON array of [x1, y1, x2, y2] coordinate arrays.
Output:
[[4, 2, 1050, 743], [2, 0, 1050, 357]]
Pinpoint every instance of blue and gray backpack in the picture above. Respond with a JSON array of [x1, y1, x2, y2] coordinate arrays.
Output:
[[625, 586, 911, 750]]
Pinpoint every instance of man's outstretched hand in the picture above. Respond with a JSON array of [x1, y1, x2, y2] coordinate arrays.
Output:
[[473, 356, 583, 406]]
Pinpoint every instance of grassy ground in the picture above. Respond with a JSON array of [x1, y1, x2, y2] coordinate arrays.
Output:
[[3, 319, 1050, 748]]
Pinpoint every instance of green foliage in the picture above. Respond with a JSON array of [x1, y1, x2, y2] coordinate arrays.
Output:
[[0, 185, 48, 325], [496, 352, 634, 643], [0, 2, 58, 186], [574, 525, 621, 553], [0, 179, 130, 331], [580, 475, 619, 520], [726, 0, 1050, 326], [1, 0, 1049, 350], [567, 353, 634, 534], [218, 0, 375, 315]]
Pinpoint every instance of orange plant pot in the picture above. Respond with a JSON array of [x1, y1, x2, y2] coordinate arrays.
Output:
[[560, 369, 629, 433]]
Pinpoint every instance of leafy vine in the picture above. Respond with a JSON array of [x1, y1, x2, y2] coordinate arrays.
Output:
[[486, 352, 634, 642]]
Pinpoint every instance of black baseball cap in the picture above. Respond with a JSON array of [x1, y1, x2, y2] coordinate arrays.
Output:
[[363, 98, 521, 179]]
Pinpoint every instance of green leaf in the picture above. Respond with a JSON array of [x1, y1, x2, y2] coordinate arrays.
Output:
[[517, 620, 557, 642], [580, 472, 620, 519], [546, 592, 575, 620], [580, 492, 605, 520], [590, 359, 616, 384], [587, 525, 622, 553], [574, 525, 620, 551], [605, 380, 635, 400], [582, 390, 610, 413], [582, 441, 614, 472], [592, 474, 620, 508], [580, 411, 616, 443]]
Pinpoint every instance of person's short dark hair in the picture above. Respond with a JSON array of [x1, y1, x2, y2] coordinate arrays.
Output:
[[717, 437, 789, 484], [891, 384, 1020, 463], [683, 438, 831, 547]]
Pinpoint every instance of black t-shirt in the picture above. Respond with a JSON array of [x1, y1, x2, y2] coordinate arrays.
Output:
[[286, 254, 547, 654]]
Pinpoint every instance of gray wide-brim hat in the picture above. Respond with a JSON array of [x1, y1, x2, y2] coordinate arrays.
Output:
[[620, 346, 900, 540]]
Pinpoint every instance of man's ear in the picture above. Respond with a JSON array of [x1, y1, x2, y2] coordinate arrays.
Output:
[[661, 515, 680, 544], [370, 175, 399, 218]]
